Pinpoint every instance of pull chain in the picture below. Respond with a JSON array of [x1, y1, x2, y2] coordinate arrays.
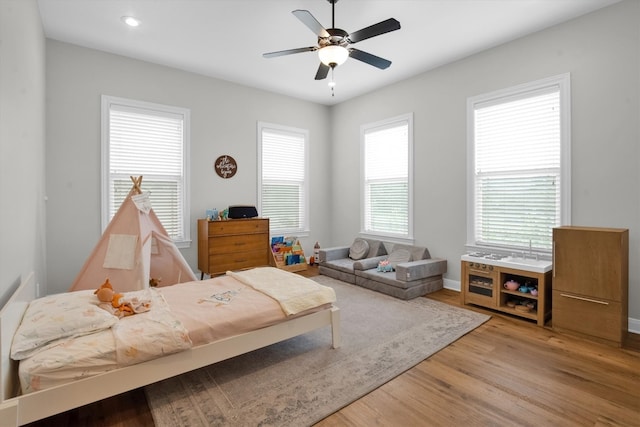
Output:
[[328, 67, 336, 96]]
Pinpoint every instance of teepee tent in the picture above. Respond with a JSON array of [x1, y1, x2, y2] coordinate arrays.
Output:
[[69, 176, 197, 292]]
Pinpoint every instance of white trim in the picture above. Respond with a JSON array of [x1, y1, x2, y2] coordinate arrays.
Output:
[[466, 73, 571, 252], [359, 112, 414, 241], [443, 278, 460, 292], [257, 121, 310, 235], [101, 95, 191, 247]]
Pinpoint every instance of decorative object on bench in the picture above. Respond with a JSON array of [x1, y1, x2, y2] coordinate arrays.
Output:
[[349, 238, 369, 260], [319, 239, 447, 300], [377, 259, 393, 272]]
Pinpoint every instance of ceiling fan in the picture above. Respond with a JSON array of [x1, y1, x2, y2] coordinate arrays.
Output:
[[263, 0, 401, 81]]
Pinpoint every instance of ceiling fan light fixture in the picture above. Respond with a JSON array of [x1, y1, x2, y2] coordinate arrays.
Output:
[[121, 16, 140, 27], [318, 45, 349, 67]]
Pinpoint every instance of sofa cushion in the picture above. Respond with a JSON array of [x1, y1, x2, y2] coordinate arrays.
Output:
[[355, 273, 443, 299], [392, 244, 430, 261], [322, 258, 361, 275], [349, 238, 370, 260], [356, 268, 440, 290], [364, 239, 387, 258], [386, 248, 411, 269]]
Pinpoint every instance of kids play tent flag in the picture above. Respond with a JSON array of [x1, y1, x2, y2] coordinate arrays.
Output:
[[69, 176, 197, 292]]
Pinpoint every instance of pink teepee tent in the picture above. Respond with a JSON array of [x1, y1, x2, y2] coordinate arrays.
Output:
[[69, 176, 197, 292]]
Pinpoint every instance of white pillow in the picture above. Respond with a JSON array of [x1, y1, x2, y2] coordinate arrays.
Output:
[[349, 238, 370, 260], [387, 248, 411, 268], [11, 290, 119, 360]]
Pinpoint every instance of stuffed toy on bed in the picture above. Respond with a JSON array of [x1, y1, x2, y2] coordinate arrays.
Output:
[[94, 279, 152, 318]]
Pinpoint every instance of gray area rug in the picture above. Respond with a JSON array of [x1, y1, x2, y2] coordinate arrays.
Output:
[[145, 276, 490, 426]]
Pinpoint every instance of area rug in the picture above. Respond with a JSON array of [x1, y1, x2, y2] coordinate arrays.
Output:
[[145, 276, 490, 426]]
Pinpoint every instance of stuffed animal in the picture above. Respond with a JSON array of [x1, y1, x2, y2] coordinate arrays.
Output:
[[377, 259, 394, 273], [94, 278, 136, 317], [94, 278, 115, 302]]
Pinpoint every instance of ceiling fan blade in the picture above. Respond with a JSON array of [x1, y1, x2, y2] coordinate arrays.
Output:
[[349, 48, 392, 69], [315, 63, 330, 80], [292, 10, 330, 38], [347, 18, 401, 44], [263, 47, 317, 58]]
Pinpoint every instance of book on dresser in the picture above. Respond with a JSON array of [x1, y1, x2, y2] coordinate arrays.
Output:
[[197, 218, 270, 278]]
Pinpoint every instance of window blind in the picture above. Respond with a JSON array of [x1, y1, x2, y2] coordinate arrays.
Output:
[[473, 88, 561, 251], [363, 120, 409, 236], [260, 126, 307, 233], [105, 99, 188, 242]]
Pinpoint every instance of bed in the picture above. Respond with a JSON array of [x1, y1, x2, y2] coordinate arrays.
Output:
[[0, 268, 341, 426]]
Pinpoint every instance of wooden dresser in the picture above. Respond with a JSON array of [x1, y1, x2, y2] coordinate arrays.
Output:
[[552, 226, 628, 346], [197, 218, 270, 278]]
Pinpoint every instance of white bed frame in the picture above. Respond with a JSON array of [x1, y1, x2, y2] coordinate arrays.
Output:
[[0, 272, 341, 426]]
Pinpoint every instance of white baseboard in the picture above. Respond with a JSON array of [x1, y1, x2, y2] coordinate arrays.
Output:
[[442, 279, 639, 335], [443, 278, 460, 292]]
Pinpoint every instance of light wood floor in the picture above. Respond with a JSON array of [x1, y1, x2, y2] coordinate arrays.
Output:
[[27, 270, 640, 426]]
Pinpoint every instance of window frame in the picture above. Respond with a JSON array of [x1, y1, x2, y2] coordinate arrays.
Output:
[[360, 113, 414, 243], [257, 121, 310, 236], [466, 73, 571, 255], [101, 95, 191, 248]]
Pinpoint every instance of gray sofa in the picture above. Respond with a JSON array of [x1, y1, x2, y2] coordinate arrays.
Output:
[[318, 238, 447, 300]]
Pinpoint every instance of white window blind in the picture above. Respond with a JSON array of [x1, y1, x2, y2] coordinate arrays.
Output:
[[258, 123, 308, 234], [469, 74, 570, 252], [362, 114, 412, 238], [102, 96, 190, 246]]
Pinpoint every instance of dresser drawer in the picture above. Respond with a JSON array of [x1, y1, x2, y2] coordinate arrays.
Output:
[[209, 250, 269, 274], [208, 234, 267, 255], [552, 290, 624, 344], [208, 219, 268, 236]]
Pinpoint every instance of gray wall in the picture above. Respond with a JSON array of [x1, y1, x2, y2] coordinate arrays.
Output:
[[0, 0, 46, 303], [3, 1, 639, 329], [330, 0, 640, 322], [45, 41, 331, 294]]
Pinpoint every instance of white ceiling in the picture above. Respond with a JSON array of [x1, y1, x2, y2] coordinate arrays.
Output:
[[37, 0, 620, 105]]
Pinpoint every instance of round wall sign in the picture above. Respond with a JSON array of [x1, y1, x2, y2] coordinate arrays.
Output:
[[214, 155, 237, 179]]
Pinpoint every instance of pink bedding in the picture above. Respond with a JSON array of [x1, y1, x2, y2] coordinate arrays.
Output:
[[159, 275, 291, 346], [17, 269, 336, 393]]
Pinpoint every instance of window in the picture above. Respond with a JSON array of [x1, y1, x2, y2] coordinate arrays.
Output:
[[361, 113, 413, 240], [258, 122, 309, 235], [467, 74, 571, 253], [101, 95, 191, 247]]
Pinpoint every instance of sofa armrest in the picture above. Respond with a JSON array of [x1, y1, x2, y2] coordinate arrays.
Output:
[[319, 246, 350, 262], [352, 255, 388, 271], [395, 258, 447, 282]]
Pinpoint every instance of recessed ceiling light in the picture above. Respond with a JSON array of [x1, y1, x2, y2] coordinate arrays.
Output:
[[121, 16, 140, 27]]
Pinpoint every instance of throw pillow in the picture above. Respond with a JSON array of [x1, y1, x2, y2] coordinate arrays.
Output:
[[387, 248, 411, 268], [349, 238, 370, 260], [11, 290, 119, 360], [365, 239, 387, 258]]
